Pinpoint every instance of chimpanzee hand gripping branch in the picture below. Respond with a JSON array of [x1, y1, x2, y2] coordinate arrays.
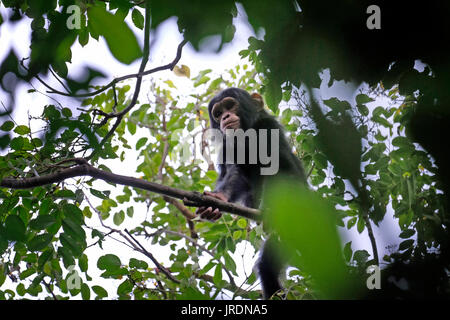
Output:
[[196, 88, 306, 299]]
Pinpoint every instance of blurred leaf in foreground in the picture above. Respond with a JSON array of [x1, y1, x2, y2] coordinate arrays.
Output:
[[264, 180, 362, 299]]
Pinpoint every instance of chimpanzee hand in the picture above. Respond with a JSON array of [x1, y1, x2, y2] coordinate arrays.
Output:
[[195, 191, 228, 221]]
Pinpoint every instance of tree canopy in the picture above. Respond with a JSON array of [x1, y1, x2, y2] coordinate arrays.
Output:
[[0, 0, 449, 300]]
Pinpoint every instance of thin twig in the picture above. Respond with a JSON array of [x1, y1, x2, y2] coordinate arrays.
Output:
[[43, 281, 58, 300], [156, 229, 236, 287], [124, 229, 180, 284], [30, 40, 187, 98], [85, 2, 152, 160]]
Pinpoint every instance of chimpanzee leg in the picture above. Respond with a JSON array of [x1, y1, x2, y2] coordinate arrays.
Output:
[[257, 236, 283, 299]]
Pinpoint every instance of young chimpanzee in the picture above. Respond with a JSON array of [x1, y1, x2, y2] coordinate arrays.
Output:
[[196, 87, 306, 299]]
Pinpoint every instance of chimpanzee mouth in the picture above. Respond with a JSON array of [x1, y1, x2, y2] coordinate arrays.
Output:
[[222, 120, 239, 130]]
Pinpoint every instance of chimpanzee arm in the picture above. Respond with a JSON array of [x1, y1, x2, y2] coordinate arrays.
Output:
[[214, 164, 254, 208], [196, 164, 254, 221]]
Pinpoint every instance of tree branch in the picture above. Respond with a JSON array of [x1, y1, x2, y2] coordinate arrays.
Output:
[[0, 162, 261, 221], [86, 2, 152, 160], [124, 229, 180, 284], [144, 228, 236, 287], [163, 196, 198, 238], [194, 273, 257, 298], [36, 39, 188, 98]]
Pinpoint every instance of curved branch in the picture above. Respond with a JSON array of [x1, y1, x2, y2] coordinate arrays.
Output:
[[163, 195, 198, 238], [42, 39, 188, 98], [86, 1, 152, 160], [194, 273, 257, 298], [0, 163, 261, 221], [125, 229, 180, 284], [146, 228, 236, 288]]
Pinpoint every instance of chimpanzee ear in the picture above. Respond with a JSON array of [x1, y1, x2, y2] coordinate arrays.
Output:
[[251, 93, 264, 108]]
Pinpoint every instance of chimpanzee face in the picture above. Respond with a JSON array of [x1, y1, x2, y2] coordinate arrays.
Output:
[[210, 96, 241, 132]]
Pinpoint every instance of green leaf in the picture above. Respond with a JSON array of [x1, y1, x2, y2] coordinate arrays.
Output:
[[398, 208, 414, 227], [194, 76, 210, 87], [129, 258, 148, 269], [357, 104, 369, 117], [232, 230, 242, 240], [0, 121, 14, 131], [131, 8, 144, 29], [353, 250, 370, 265], [399, 239, 414, 251], [79, 254, 89, 272], [224, 254, 237, 275], [4, 215, 26, 242], [213, 264, 223, 286], [355, 94, 374, 105], [90, 188, 110, 200], [38, 249, 53, 269], [237, 218, 247, 229], [58, 246, 75, 267], [62, 203, 84, 225], [62, 108, 72, 117], [357, 217, 365, 233], [164, 80, 176, 89], [372, 106, 385, 117], [313, 153, 328, 169], [264, 80, 282, 113], [126, 207, 134, 218], [113, 210, 125, 226], [127, 121, 136, 135], [373, 115, 392, 128], [347, 217, 357, 229], [10, 137, 24, 150], [27, 233, 53, 251], [392, 136, 412, 149], [60, 233, 84, 257], [79, 27, 89, 47], [87, 7, 142, 64], [29, 215, 57, 231], [117, 279, 133, 295], [136, 137, 148, 150], [82, 207, 92, 219], [323, 97, 351, 112], [81, 283, 91, 300], [13, 125, 30, 135], [19, 268, 35, 280], [62, 218, 86, 242], [265, 182, 355, 299], [399, 229, 415, 239], [39, 198, 53, 215], [97, 254, 121, 271], [0, 234, 8, 255], [343, 241, 352, 262], [16, 283, 26, 296], [92, 285, 108, 299]]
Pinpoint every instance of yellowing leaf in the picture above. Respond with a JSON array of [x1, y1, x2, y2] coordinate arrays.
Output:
[[164, 80, 176, 88], [173, 64, 190, 78]]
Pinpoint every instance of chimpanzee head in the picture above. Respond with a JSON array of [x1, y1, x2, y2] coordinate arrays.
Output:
[[208, 88, 265, 132]]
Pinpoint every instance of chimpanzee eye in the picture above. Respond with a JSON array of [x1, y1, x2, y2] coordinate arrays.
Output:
[[214, 110, 222, 119], [225, 100, 235, 110]]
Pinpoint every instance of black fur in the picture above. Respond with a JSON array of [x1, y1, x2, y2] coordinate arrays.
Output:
[[207, 88, 306, 298]]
